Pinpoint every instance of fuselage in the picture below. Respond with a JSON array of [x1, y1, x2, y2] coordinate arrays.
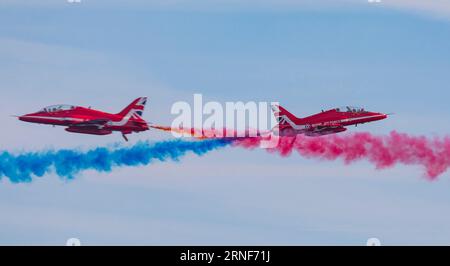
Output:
[[276, 106, 388, 136], [18, 99, 149, 140]]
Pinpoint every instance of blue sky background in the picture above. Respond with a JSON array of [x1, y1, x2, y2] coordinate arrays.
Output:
[[1, 0, 450, 245]]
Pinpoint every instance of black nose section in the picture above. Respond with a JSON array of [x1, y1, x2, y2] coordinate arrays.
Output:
[[18, 115, 29, 122], [17, 113, 36, 122]]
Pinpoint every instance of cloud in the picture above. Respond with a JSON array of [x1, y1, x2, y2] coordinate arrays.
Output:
[[379, 0, 450, 20]]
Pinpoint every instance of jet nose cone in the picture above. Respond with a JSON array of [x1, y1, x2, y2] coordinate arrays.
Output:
[[17, 114, 33, 122], [380, 112, 393, 121], [371, 112, 388, 121], [382, 112, 394, 119]]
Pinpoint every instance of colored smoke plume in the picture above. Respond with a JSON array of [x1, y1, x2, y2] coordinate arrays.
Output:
[[232, 131, 450, 180], [150, 125, 267, 138], [0, 139, 231, 183], [2, 129, 449, 183]]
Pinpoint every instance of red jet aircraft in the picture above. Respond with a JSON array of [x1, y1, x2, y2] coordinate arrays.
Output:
[[271, 105, 388, 136], [18, 97, 149, 141]]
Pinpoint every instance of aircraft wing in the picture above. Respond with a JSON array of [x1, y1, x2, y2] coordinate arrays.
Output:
[[70, 119, 110, 129], [314, 123, 343, 130], [306, 123, 346, 136]]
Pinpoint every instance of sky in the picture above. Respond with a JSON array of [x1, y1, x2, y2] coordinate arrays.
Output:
[[1, 0, 450, 245]]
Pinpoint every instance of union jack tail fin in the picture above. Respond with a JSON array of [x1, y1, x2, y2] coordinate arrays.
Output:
[[117, 97, 147, 119], [271, 104, 301, 126]]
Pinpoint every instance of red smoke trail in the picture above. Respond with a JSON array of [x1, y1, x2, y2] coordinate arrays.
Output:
[[150, 125, 450, 179], [150, 125, 207, 139], [150, 125, 266, 138], [232, 131, 450, 180]]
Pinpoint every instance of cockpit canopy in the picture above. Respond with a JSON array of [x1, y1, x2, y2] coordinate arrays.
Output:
[[40, 105, 75, 113], [335, 106, 366, 113]]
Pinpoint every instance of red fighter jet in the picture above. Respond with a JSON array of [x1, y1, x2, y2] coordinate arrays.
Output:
[[271, 105, 388, 136], [17, 97, 149, 141]]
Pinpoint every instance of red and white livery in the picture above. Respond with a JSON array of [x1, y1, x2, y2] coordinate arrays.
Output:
[[271, 105, 388, 136], [18, 97, 149, 141]]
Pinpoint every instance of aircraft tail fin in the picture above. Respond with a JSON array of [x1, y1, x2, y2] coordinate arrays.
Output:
[[117, 97, 147, 119], [271, 104, 301, 126]]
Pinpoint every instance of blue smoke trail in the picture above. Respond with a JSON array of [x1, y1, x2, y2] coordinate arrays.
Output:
[[0, 139, 232, 183]]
